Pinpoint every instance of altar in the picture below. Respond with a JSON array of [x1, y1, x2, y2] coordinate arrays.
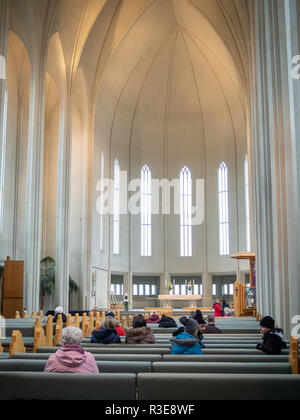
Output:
[[158, 294, 202, 308]]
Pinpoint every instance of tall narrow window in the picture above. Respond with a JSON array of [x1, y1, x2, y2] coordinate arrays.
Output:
[[113, 159, 120, 254], [180, 166, 192, 257], [218, 162, 229, 255], [100, 149, 104, 251], [0, 88, 7, 232], [141, 165, 152, 256], [244, 155, 251, 252]]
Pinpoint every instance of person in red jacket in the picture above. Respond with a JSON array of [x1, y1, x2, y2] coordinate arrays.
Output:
[[115, 319, 126, 336], [213, 300, 223, 317]]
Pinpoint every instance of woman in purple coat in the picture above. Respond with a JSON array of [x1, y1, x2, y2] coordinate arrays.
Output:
[[44, 326, 98, 373]]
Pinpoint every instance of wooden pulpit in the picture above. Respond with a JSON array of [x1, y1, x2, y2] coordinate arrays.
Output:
[[1, 256, 24, 318]]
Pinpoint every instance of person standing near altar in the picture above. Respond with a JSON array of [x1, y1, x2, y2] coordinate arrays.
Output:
[[213, 300, 223, 317]]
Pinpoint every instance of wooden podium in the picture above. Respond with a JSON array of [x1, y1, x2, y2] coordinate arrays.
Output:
[[230, 252, 256, 317], [1, 256, 24, 318]]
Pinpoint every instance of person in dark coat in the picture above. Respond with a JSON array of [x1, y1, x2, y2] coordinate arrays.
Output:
[[158, 314, 177, 328], [203, 314, 223, 334], [190, 309, 204, 324], [256, 316, 287, 355], [53, 306, 67, 323], [91, 316, 121, 344], [132, 314, 147, 328]]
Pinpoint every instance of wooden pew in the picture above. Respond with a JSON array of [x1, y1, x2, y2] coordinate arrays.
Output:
[[87, 313, 94, 337], [65, 314, 72, 327], [81, 313, 89, 338], [33, 316, 47, 353], [95, 312, 101, 330], [74, 313, 80, 328], [9, 330, 25, 358], [289, 336, 299, 374], [46, 315, 53, 346], [54, 314, 63, 346], [122, 316, 128, 329]]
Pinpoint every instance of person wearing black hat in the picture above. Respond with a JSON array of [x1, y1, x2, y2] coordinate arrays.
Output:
[[256, 316, 287, 355], [170, 316, 203, 355]]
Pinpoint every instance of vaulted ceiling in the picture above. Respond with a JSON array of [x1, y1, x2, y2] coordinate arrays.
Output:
[[9, 0, 250, 109]]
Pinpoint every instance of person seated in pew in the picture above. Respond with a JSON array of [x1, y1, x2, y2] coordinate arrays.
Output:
[[190, 309, 204, 324], [53, 306, 67, 323], [91, 316, 121, 344], [158, 314, 177, 328], [91, 305, 100, 318], [105, 311, 116, 318], [146, 311, 161, 324], [170, 317, 203, 355], [44, 326, 99, 373], [203, 314, 223, 334], [256, 316, 287, 355], [125, 315, 156, 344], [173, 317, 207, 348], [114, 319, 126, 336]]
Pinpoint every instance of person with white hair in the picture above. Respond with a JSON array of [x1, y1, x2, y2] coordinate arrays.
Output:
[[53, 306, 67, 323], [44, 326, 99, 373]]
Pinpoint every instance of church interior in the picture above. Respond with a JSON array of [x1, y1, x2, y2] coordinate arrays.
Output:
[[0, 0, 300, 401]]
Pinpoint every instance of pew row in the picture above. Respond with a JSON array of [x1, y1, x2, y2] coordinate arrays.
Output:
[[10, 352, 294, 363], [0, 359, 151, 373], [0, 372, 299, 400], [0, 359, 292, 374], [137, 373, 300, 400], [0, 372, 136, 400]]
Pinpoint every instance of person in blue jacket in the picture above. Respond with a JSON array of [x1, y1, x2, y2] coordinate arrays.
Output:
[[170, 316, 203, 355]]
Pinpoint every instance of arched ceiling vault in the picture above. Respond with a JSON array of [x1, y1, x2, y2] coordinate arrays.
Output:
[[9, 0, 250, 128]]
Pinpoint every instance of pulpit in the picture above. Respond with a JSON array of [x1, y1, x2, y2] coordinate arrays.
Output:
[[230, 252, 256, 317]]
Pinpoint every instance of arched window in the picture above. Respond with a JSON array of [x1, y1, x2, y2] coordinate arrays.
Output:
[[0, 88, 7, 233], [218, 162, 229, 255], [244, 155, 251, 252], [99, 149, 104, 251], [141, 165, 152, 257], [113, 158, 120, 255], [180, 166, 192, 257]]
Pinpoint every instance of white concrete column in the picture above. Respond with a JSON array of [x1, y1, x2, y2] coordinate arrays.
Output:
[[202, 272, 212, 308], [55, 90, 72, 311], [0, 0, 9, 230], [24, 53, 47, 313], [249, 0, 300, 335]]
